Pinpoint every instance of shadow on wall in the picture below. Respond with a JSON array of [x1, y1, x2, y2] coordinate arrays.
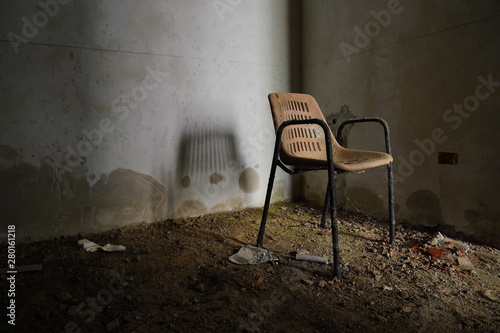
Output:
[[406, 190, 499, 247], [175, 119, 259, 218], [0, 145, 168, 240], [465, 208, 500, 246], [87, 168, 168, 229]]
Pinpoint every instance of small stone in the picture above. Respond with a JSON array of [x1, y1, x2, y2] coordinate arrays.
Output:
[[402, 306, 412, 313], [318, 280, 327, 288], [302, 279, 314, 286], [374, 314, 388, 323], [482, 290, 499, 303], [106, 319, 120, 331], [457, 256, 474, 268]]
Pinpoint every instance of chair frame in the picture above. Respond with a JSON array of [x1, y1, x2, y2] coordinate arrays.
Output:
[[256, 95, 395, 279]]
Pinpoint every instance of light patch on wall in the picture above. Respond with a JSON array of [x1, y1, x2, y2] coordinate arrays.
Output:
[[211, 198, 244, 213], [239, 167, 259, 193]]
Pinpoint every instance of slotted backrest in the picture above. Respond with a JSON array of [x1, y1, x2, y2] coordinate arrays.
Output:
[[268, 93, 341, 166]]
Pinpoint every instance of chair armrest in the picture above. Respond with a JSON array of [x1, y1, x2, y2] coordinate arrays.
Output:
[[336, 117, 392, 155]]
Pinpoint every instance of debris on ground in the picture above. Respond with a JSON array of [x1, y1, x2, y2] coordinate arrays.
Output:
[[1, 202, 499, 332], [428, 231, 470, 253], [228, 244, 278, 265], [77, 239, 126, 252], [295, 253, 329, 264]]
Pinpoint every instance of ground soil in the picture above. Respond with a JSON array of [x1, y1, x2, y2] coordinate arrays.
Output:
[[1, 202, 499, 333]]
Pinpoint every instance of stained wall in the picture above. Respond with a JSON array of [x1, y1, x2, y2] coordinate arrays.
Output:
[[0, 0, 297, 240], [302, 0, 500, 244]]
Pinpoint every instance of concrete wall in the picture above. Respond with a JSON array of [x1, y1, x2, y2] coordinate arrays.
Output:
[[0, 0, 297, 240], [302, 0, 500, 244]]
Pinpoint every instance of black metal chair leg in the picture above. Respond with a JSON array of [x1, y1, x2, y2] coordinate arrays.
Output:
[[387, 163, 395, 245], [322, 127, 341, 279], [328, 170, 341, 279], [257, 118, 343, 279], [320, 180, 331, 228], [256, 139, 281, 247]]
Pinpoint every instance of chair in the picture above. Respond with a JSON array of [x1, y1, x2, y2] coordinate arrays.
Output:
[[256, 93, 395, 279]]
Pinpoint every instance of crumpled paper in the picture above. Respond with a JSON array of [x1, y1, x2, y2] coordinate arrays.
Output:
[[78, 239, 126, 253], [229, 245, 278, 265]]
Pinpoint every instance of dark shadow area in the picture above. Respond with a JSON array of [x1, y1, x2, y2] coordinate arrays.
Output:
[[288, 0, 303, 93], [3, 203, 498, 332]]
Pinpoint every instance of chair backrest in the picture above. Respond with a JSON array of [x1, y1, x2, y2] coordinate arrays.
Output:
[[268, 93, 341, 167]]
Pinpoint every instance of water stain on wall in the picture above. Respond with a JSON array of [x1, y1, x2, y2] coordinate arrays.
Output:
[[175, 200, 207, 218], [88, 168, 168, 228], [181, 175, 191, 188], [0, 145, 20, 169], [330, 105, 356, 144], [406, 190, 443, 226], [1, 148, 89, 239], [0, 145, 168, 240], [210, 172, 224, 185], [239, 167, 259, 194]]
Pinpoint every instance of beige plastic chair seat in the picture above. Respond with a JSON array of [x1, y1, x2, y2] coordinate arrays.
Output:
[[272, 93, 393, 171], [285, 147, 392, 172]]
